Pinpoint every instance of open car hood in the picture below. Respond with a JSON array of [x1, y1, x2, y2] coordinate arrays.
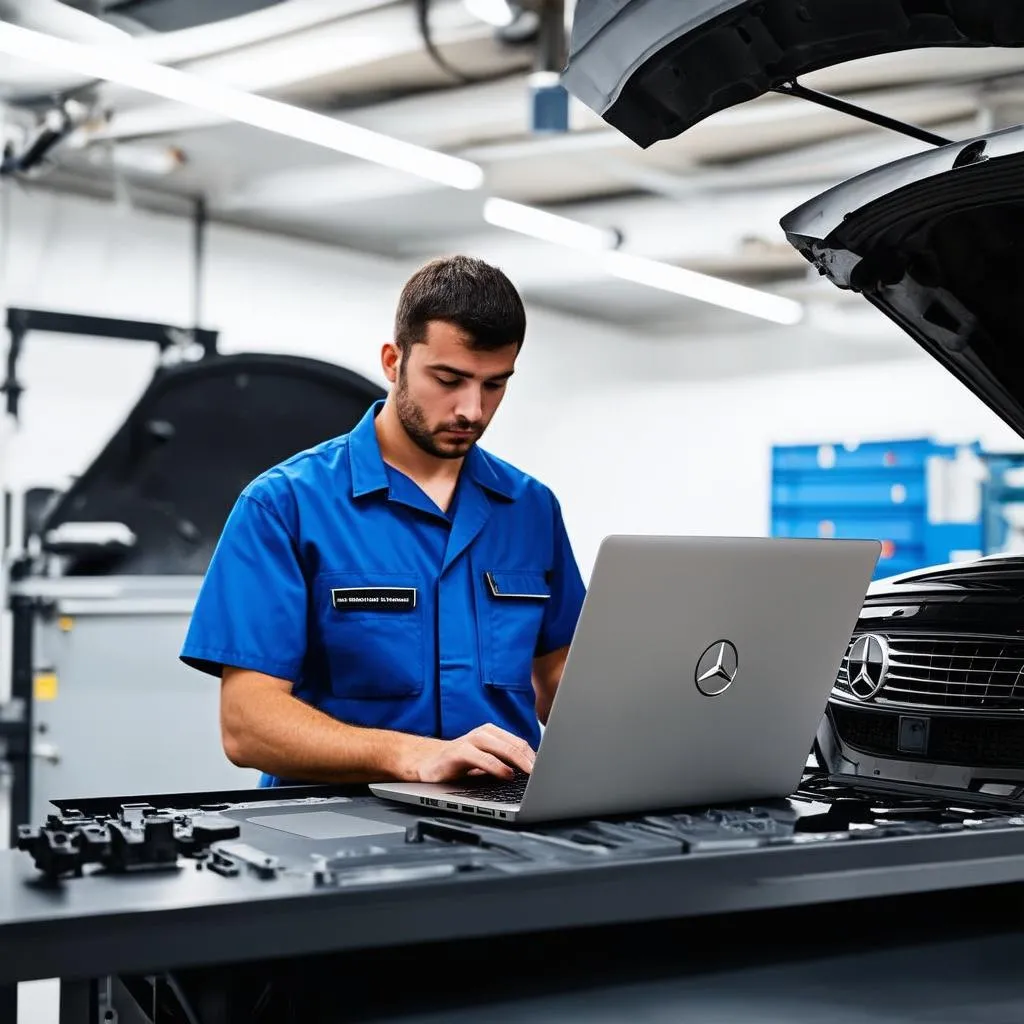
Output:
[[562, 0, 1024, 147], [565, 0, 1024, 146], [781, 125, 1024, 440], [562, 0, 1024, 439]]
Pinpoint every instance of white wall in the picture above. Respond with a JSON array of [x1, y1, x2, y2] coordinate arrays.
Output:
[[1, 188, 635, 494], [523, 355, 1024, 577], [3, 188, 385, 490], [3, 187, 1022, 584]]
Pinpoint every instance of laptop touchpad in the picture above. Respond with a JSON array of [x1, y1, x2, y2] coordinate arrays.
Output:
[[245, 811, 407, 840]]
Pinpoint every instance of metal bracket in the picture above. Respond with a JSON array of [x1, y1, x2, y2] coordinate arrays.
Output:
[[1, 307, 219, 423], [5, 308, 218, 355], [0, 699, 29, 759], [98, 975, 119, 1024], [4, 595, 35, 847], [773, 80, 954, 149]]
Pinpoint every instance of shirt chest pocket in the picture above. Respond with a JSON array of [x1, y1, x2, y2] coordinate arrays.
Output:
[[317, 571, 426, 699], [482, 570, 550, 692]]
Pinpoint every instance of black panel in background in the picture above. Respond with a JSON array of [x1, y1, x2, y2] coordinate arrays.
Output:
[[563, 0, 1024, 148], [42, 352, 385, 576]]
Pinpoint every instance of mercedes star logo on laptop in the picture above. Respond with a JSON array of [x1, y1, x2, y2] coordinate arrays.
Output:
[[695, 640, 739, 696]]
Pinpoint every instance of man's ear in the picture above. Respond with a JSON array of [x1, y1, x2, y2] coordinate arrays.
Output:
[[381, 342, 401, 384]]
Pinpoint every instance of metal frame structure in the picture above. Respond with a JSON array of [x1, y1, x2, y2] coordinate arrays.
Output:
[[0, 308, 220, 848]]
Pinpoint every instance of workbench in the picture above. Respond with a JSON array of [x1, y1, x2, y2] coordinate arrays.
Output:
[[2, 772, 1023, 1023]]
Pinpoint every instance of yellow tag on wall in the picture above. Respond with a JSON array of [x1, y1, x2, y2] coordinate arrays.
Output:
[[34, 672, 58, 702]]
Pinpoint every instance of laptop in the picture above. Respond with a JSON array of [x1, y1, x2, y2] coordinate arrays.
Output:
[[369, 535, 880, 824]]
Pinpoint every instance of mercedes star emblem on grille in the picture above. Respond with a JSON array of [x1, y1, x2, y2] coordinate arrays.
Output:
[[695, 640, 739, 696], [847, 633, 889, 700]]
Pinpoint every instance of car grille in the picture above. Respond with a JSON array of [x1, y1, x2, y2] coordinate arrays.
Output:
[[831, 705, 1024, 769], [836, 633, 1024, 711]]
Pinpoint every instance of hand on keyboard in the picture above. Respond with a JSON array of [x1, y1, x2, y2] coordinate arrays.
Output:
[[404, 723, 535, 783], [451, 770, 530, 803]]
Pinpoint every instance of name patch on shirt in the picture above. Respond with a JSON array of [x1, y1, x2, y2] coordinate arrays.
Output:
[[331, 587, 417, 612]]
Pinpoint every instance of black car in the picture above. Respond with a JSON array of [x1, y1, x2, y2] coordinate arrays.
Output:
[[563, 0, 1024, 801], [780, 119, 1024, 800], [819, 555, 1024, 800]]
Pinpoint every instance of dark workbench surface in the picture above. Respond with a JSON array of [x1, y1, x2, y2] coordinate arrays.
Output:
[[4, 780, 1024, 990]]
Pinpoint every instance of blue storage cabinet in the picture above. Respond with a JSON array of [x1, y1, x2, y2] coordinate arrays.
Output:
[[979, 452, 1024, 555], [771, 438, 984, 580]]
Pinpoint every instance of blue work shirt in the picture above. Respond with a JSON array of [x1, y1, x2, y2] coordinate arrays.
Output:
[[180, 399, 586, 786]]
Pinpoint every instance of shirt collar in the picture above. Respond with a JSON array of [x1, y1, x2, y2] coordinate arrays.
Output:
[[348, 398, 521, 502], [349, 400, 390, 498], [463, 445, 519, 501]]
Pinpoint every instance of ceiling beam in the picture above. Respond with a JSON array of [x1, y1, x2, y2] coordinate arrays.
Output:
[[131, 0, 397, 64], [95, 39, 1024, 145], [92, 0, 526, 141], [592, 113, 981, 201], [801, 45, 1024, 94], [209, 79, 981, 214], [218, 160, 438, 210]]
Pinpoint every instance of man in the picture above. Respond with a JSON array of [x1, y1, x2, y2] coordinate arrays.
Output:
[[180, 255, 586, 788]]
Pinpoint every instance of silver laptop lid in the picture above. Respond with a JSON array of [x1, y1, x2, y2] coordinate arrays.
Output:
[[516, 535, 878, 822]]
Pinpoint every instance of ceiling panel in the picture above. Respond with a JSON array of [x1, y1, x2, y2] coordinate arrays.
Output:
[[4, 1, 1024, 330]]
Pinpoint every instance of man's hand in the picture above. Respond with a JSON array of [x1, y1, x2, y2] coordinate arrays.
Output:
[[408, 724, 535, 783]]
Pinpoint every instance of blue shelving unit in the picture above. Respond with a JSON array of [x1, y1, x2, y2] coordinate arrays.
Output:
[[771, 438, 985, 581], [979, 452, 1024, 555]]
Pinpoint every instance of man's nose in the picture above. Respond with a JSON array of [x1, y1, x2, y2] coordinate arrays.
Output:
[[455, 386, 483, 422]]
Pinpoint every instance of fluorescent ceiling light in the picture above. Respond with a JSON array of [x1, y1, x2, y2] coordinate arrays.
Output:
[[604, 251, 805, 325], [483, 197, 804, 324], [483, 197, 621, 251], [463, 0, 517, 28], [0, 21, 484, 191]]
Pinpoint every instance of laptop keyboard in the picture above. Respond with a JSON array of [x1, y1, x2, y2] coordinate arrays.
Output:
[[450, 770, 530, 804]]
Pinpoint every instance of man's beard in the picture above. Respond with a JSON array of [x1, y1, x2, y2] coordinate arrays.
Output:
[[395, 365, 482, 460]]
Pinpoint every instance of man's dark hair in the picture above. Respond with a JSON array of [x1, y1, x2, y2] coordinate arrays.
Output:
[[394, 255, 526, 353]]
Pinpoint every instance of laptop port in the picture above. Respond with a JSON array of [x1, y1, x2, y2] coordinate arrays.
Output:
[[478, 808, 494, 816]]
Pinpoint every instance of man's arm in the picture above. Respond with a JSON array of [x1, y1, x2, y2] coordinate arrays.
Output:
[[221, 667, 535, 783], [532, 645, 569, 725]]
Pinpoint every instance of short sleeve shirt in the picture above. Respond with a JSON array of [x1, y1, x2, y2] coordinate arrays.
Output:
[[180, 400, 586, 785]]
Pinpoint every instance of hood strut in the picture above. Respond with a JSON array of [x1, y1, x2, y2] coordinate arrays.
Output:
[[774, 79, 953, 148]]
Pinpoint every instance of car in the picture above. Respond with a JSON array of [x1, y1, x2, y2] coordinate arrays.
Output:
[[818, 554, 1024, 801], [778, 121, 1024, 801], [562, 0, 1024, 801]]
